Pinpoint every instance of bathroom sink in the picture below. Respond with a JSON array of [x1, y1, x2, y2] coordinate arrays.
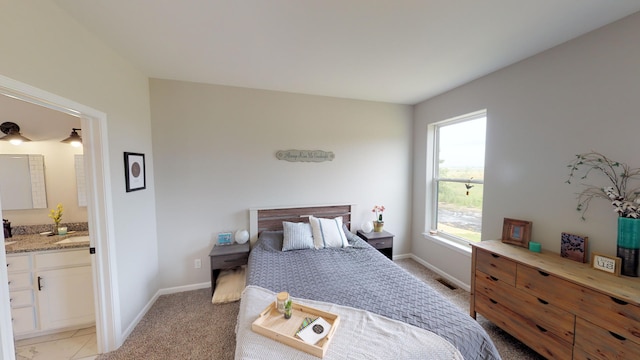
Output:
[[55, 235, 90, 244]]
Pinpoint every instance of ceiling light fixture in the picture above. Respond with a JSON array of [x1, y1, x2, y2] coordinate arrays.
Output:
[[0, 122, 32, 146], [61, 128, 82, 147]]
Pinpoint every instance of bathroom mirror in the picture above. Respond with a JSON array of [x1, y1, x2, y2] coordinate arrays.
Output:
[[0, 154, 47, 210]]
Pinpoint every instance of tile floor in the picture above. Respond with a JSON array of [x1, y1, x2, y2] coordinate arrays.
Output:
[[15, 327, 97, 360]]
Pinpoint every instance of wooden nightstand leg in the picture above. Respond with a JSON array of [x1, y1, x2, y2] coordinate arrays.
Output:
[[211, 269, 221, 296]]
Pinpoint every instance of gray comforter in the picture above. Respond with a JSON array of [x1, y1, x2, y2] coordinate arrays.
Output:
[[247, 231, 501, 360]]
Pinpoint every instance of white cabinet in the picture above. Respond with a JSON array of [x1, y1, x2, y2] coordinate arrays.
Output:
[[7, 254, 36, 335], [6, 248, 95, 338]]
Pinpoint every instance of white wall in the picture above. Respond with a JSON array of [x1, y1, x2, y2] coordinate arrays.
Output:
[[413, 12, 640, 285], [150, 79, 413, 288], [0, 0, 158, 343]]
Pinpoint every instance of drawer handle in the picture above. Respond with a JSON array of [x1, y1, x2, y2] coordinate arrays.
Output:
[[490, 254, 500, 258], [489, 276, 499, 282], [224, 258, 246, 263], [536, 325, 548, 333], [537, 298, 549, 305], [609, 331, 626, 341], [489, 298, 498, 305], [37, 276, 43, 291], [537, 270, 550, 277], [610, 297, 628, 306]]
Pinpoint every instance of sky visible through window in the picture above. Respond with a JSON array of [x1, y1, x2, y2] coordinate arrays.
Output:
[[439, 117, 486, 172]]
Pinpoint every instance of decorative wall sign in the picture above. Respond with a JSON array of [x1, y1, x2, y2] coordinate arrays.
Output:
[[276, 150, 334, 162], [124, 152, 146, 192]]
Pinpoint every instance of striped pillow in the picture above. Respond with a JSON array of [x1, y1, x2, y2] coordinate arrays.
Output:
[[282, 222, 315, 251], [309, 216, 349, 249]]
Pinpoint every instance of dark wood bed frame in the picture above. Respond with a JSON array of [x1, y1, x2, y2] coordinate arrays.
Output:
[[252, 204, 352, 241]]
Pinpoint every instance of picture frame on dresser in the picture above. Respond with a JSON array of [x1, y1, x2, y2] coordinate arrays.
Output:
[[591, 252, 621, 276], [560, 232, 588, 263], [501, 218, 532, 248]]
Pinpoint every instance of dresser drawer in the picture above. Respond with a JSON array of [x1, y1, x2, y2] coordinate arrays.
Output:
[[516, 263, 582, 312], [575, 317, 640, 360], [6, 255, 31, 273], [570, 286, 640, 345], [475, 292, 573, 360], [475, 271, 575, 343], [8, 272, 32, 290], [475, 249, 516, 286], [368, 237, 393, 249], [9, 289, 34, 308]]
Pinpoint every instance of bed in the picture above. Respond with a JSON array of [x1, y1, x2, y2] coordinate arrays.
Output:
[[235, 205, 500, 359]]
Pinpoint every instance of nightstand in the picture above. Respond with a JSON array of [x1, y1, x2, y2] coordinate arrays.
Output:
[[209, 242, 250, 295], [356, 230, 394, 260]]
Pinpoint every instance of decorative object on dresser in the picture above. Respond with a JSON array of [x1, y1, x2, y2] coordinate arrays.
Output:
[[591, 252, 621, 276], [501, 218, 531, 248], [566, 151, 640, 276], [471, 240, 640, 359], [560, 232, 588, 262]]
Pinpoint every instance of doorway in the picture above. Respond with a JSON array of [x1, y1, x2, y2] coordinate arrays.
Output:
[[0, 75, 119, 359]]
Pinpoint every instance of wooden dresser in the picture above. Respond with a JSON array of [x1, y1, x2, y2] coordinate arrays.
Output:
[[471, 240, 640, 360]]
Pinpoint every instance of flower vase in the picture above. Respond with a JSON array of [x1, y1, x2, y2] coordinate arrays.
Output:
[[373, 221, 384, 232], [617, 217, 640, 277], [52, 223, 59, 235]]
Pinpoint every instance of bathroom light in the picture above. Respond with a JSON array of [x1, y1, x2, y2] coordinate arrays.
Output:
[[61, 128, 82, 147], [0, 122, 31, 145]]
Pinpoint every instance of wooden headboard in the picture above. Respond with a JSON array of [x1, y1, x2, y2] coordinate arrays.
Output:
[[249, 204, 353, 243]]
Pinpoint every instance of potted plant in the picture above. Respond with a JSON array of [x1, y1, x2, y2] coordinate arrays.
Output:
[[48, 203, 64, 235], [372, 205, 385, 232], [567, 151, 640, 276], [284, 299, 292, 319]]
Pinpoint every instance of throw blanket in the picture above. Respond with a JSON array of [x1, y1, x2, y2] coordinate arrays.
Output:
[[235, 285, 464, 360]]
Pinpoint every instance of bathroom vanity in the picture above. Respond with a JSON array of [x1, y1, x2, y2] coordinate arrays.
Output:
[[5, 233, 94, 339]]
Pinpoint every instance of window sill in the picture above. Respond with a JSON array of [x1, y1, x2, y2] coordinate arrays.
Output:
[[421, 233, 472, 257]]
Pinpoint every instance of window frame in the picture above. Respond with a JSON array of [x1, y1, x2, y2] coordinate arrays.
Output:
[[429, 109, 487, 245]]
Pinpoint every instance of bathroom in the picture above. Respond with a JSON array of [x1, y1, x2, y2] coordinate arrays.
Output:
[[1, 93, 97, 359]]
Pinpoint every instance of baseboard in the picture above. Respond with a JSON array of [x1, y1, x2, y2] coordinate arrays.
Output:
[[121, 282, 210, 341], [408, 254, 471, 292]]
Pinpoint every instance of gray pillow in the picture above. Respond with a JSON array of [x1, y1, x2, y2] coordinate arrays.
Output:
[[282, 221, 315, 251]]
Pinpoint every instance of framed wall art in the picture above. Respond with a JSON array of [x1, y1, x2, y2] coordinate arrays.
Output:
[[561, 232, 588, 263], [501, 218, 532, 248], [591, 252, 621, 276], [124, 152, 146, 192]]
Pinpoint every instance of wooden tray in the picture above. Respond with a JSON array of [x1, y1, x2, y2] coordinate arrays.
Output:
[[251, 301, 340, 358]]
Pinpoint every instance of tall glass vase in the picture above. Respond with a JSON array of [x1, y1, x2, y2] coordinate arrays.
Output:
[[617, 217, 640, 277]]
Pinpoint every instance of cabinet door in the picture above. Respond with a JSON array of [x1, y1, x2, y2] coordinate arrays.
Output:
[[36, 266, 95, 330]]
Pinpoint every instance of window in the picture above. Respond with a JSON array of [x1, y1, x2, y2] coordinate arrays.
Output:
[[430, 110, 486, 243]]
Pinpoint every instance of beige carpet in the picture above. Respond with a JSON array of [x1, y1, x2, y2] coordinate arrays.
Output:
[[97, 258, 544, 360]]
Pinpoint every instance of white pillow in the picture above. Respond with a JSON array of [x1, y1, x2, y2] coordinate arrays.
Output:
[[282, 221, 315, 251], [309, 216, 349, 249]]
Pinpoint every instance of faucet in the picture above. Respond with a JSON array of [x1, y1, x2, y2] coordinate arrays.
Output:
[[3, 219, 11, 238]]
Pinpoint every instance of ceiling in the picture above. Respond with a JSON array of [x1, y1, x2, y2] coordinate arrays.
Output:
[[44, 1, 640, 104]]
